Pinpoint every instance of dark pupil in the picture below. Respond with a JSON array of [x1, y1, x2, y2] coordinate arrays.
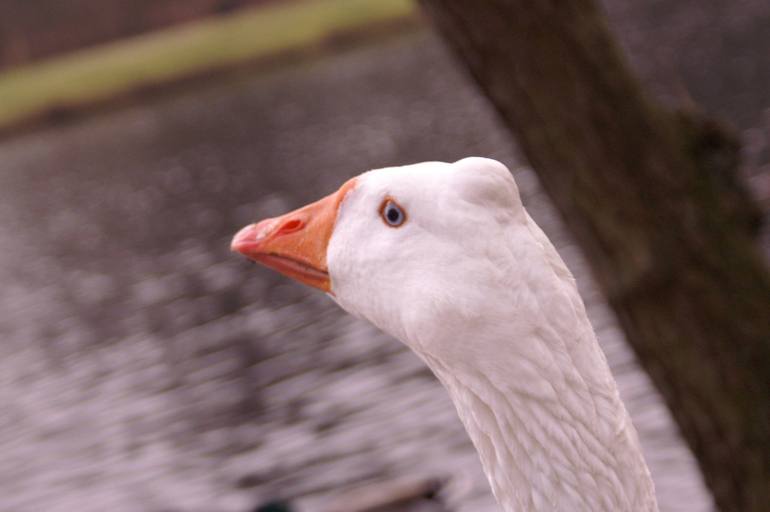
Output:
[[386, 204, 401, 224]]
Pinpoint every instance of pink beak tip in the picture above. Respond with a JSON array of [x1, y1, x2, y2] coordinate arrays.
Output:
[[231, 224, 256, 254]]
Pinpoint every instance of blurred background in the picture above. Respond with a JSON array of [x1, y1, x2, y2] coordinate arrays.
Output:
[[0, 1, 767, 511]]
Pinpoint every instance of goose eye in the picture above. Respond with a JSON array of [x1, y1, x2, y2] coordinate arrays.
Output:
[[380, 199, 406, 227]]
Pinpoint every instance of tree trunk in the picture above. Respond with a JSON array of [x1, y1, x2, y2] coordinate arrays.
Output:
[[417, 1, 770, 511]]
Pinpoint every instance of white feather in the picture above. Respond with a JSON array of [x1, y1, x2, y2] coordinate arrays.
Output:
[[327, 157, 658, 512]]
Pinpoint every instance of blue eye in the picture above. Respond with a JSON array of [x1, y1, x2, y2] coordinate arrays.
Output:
[[380, 199, 406, 227]]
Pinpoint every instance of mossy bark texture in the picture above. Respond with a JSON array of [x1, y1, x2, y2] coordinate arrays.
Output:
[[418, 1, 770, 511]]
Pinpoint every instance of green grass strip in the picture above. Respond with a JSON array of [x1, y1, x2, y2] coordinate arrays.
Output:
[[0, 0, 415, 129]]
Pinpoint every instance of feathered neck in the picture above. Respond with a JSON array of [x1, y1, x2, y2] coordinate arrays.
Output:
[[398, 216, 658, 512], [420, 345, 657, 511]]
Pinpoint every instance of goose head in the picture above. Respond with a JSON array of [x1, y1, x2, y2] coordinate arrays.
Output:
[[232, 157, 532, 357]]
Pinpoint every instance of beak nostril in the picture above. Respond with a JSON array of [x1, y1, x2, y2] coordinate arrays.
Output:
[[276, 218, 304, 235]]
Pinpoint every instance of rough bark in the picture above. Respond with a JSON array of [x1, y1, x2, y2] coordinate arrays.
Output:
[[417, 1, 770, 511]]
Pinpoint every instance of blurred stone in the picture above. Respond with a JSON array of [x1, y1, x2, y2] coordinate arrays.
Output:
[[320, 477, 447, 512]]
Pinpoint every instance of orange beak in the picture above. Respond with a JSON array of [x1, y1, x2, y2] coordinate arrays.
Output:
[[231, 179, 356, 293]]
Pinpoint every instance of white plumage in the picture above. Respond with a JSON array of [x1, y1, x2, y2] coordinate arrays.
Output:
[[232, 157, 659, 512]]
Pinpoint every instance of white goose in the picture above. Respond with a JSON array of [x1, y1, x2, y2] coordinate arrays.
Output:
[[232, 157, 658, 512]]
